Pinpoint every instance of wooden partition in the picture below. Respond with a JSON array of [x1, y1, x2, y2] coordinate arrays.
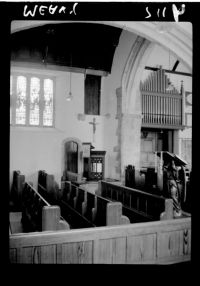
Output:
[[98, 181, 173, 221], [9, 217, 191, 264]]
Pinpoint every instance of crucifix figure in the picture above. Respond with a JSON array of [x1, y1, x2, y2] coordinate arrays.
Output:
[[89, 117, 99, 143]]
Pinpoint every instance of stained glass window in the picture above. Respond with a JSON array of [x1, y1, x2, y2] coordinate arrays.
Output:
[[10, 73, 54, 127], [16, 76, 27, 125], [30, 77, 40, 125], [43, 79, 53, 126]]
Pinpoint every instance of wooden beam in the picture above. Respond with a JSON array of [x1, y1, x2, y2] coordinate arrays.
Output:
[[11, 61, 109, 77], [172, 60, 180, 71], [145, 66, 192, 77]]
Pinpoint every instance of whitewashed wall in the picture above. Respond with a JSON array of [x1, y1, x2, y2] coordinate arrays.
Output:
[[10, 67, 106, 187]]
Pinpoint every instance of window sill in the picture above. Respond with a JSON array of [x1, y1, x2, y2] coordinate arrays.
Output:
[[10, 126, 63, 133]]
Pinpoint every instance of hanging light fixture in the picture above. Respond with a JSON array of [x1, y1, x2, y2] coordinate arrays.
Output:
[[66, 53, 73, 101], [166, 49, 174, 91], [66, 71, 73, 101]]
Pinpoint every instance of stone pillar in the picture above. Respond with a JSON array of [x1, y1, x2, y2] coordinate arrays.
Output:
[[120, 113, 142, 184]]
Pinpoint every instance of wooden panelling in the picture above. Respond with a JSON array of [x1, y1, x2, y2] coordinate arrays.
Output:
[[10, 218, 191, 264], [9, 248, 17, 264], [111, 237, 126, 264], [93, 237, 126, 264], [40, 245, 56, 264], [16, 246, 41, 264], [61, 241, 93, 264], [157, 229, 191, 259], [127, 234, 156, 263], [93, 239, 112, 264]]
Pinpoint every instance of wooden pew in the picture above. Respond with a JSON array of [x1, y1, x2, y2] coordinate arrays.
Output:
[[10, 170, 25, 211], [9, 217, 191, 264], [61, 181, 130, 227], [97, 181, 173, 222], [17, 182, 69, 233], [38, 170, 63, 205]]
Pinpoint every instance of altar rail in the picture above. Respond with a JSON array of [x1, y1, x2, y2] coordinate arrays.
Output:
[[9, 217, 191, 264]]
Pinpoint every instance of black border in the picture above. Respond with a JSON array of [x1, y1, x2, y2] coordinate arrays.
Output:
[[3, 0, 198, 275]]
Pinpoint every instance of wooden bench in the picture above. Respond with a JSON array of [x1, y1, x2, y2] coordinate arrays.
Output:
[[97, 181, 173, 222], [11, 182, 70, 233], [61, 181, 130, 227], [10, 170, 25, 211]]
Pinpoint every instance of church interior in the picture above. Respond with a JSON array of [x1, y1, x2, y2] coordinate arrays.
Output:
[[9, 21, 192, 264]]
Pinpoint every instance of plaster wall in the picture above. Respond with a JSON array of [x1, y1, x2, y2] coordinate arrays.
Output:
[[10, 66, 106, 188]]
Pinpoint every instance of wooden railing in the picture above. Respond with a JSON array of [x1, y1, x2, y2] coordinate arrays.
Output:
[[141, 92, 183, 128], [9, 217, 191, 264]]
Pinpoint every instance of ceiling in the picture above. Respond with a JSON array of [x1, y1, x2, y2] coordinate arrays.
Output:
[[11, 23, 122, 73]]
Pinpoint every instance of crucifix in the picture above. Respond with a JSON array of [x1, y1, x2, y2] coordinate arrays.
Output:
[[89, 117, 99, 143]]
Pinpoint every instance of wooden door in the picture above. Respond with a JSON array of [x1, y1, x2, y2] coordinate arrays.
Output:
[[140, 130, 173, 168], [64, 141, 78, 174], [140, 132, 156, 168]]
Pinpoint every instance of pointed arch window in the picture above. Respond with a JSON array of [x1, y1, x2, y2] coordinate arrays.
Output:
[[10, 73, 55, 127]]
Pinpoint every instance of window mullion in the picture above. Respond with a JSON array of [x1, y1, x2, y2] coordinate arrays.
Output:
[[26, 76, 30, 126], [53, 78, 55, 127], [39, 78, 44, 127], [12, 75, 17, 125]]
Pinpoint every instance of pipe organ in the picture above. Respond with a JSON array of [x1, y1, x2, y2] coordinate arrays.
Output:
[[140, 68, 184, 129]]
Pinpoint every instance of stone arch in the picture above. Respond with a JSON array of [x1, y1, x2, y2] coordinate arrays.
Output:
[[116, 37, 155, 182], [121, 36, 155, 114], [61, 137, 83, 178]]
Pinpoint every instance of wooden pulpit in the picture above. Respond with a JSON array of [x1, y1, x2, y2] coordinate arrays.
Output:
[[82, 143, 106, 181], [90, 150, 106, 181]]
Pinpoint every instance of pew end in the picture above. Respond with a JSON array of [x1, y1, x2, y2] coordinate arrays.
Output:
[[9, 212, 23, 234], [106, 202, 130, 226], [160, 199, 174, 220], [58, 219, 70, 230], [42, 205, 70, 231]]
